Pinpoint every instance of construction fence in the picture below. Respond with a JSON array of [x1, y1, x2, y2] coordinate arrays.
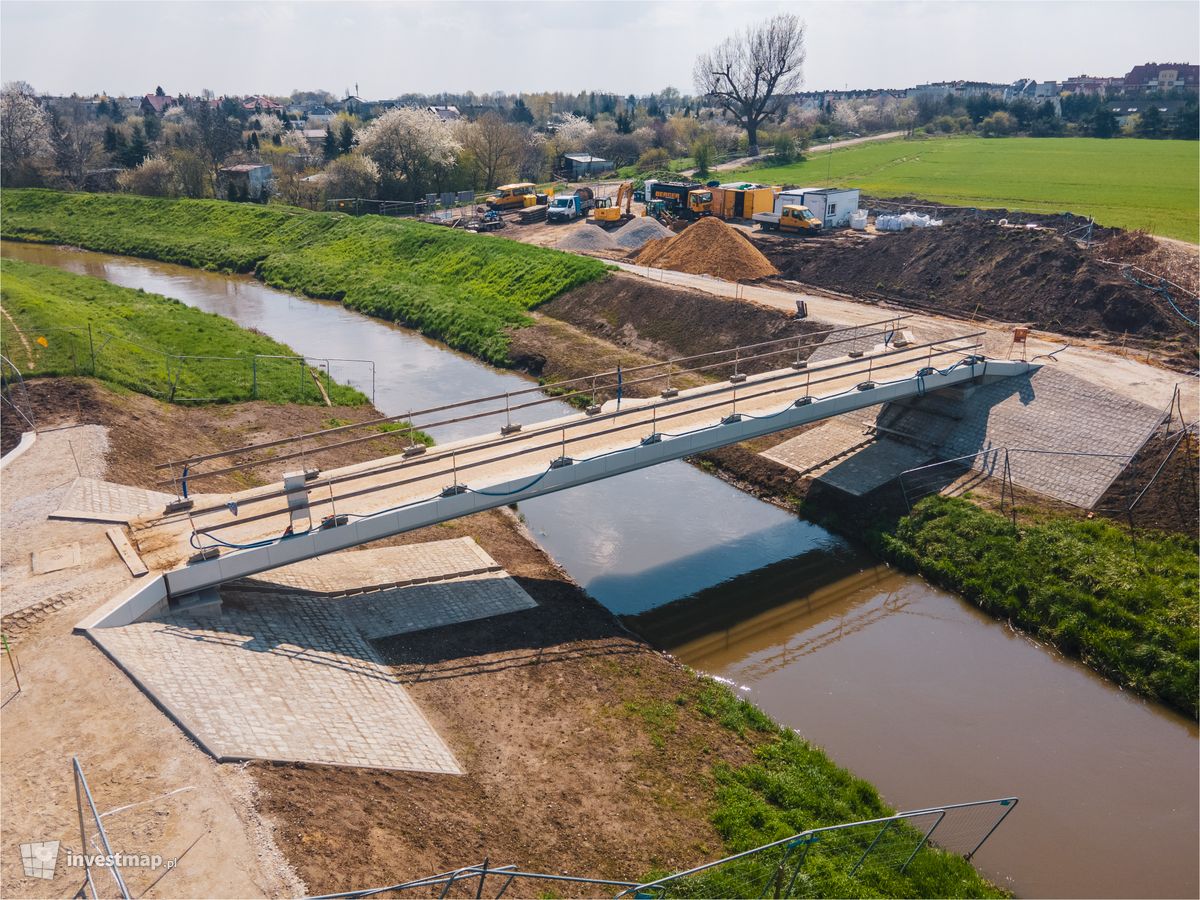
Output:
[[0, 324, 376, 406], [309, 797, 1018, 899]]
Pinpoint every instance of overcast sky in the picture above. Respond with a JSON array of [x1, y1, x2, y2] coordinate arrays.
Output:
[[4, 1, 1198, 98]]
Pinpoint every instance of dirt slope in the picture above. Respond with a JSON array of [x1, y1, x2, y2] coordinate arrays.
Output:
[[758, 221, 1196, 350]]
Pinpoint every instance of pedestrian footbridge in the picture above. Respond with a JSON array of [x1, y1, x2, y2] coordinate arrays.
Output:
[[82, 318, 1037, 626]]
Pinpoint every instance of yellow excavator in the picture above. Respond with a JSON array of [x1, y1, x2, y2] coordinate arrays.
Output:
[[592, 182, 633, 226]]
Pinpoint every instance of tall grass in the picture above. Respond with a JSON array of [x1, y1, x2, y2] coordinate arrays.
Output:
[[0, 257, 366, 405], [1, 190, 610, 364], [880, 495, 1199, 717]]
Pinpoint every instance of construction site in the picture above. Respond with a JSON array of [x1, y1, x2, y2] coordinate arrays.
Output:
[[2, 143, 1199, 900]]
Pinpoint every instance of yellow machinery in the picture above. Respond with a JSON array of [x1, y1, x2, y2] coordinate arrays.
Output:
[[753, 204, 823, 235], [487, 183, 542, 211], [711, 184, 778, 220], [593, 182, 633, 225]]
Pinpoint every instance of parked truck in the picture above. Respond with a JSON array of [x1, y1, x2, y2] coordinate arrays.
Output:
[[752, 204, 823, 235], [642, 180, 713, 219], [547, 188, 596, 223]]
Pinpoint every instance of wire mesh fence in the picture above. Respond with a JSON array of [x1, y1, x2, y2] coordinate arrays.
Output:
[[73, 757, 131, 900], [307, 798, 1017, 900], [0, 323, 376, 406], [622, 798, 1018, 899]]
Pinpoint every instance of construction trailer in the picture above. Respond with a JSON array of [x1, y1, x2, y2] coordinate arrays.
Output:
[[772, 187, 861, 228], [711, 183, 777, 220]]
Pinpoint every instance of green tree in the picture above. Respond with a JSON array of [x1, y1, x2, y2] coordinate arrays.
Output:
[[142, 112, 161, 142], [1172, 100, 1198, 139], [323, 125, 338, 161], [338, 119, 354, 154], [1136, 104, 1166, 138], [691, 137, 714, 176], [1091, 108, 1118, 138], [122, 122, 148, 167]]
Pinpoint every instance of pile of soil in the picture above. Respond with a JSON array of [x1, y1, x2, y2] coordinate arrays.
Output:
[[556, 226, 619, 252], [612, 216, 673, 250], [636, 217, 779, 281], [538, 272, 821, 376], [1097, 230, 1199, 297], [759, 220, 1195, 348]]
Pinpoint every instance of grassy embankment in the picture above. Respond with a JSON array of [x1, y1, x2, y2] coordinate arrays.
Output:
[[734, 136, 1200, 242], [878, 495, 1198, 718], [634, 679, 1003, 897], [0, 257, 365, 405], [1, 190, 609, 366]]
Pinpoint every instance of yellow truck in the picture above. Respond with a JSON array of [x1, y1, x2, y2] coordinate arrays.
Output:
[[752, 204, 823, 235], [486, 183, 546, 211]]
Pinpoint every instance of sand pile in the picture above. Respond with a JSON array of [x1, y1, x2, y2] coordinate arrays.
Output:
[[612, 216, 673, 250], [635, 217, 779, 280], [556, 226, 619, 252]]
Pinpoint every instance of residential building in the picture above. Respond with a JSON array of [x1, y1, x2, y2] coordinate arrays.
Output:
[[428, 105, 463, 122], [140, 93, 175, 116], [1123, 62, 1199, 93]]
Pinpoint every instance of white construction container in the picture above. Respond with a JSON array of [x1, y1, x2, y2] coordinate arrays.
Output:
[[765, 187, 861, 229]]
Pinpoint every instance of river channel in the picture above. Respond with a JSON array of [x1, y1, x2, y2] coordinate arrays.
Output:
[[6, 240, 1197, 898]]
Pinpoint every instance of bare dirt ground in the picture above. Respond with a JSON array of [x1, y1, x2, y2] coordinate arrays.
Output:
[[2, 379, 773, 896], [1, 385, 315, 899], [252, 508, 769, 895]]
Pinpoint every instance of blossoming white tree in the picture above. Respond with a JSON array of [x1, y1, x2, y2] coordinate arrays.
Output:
[[357, 107, 461, 198]]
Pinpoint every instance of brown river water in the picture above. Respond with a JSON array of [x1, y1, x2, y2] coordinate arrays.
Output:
[[5, 240, 1197, 897]]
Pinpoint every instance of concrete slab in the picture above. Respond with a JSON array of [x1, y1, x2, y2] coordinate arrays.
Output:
[[89, 590, 463, 774], [51, 477, 174, 524], [339, 572, 536, 640], [818, 439, 934, 496], [236, 538, 499, 596], [762, 417, 873, 475], [30, 543, 81, 575]]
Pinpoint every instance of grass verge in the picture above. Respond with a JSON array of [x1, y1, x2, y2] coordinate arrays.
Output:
[[878, 495, 1199, 718], [0, 257, 366, 405], [733, 136, 1200, 242], [1, 190, 610, 365]]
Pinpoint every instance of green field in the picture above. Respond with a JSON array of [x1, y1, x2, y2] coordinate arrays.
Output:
[[1, 190, 609, 365], [0, 257, 366, 405], [880, 496, 1199, 718], [734, 136, 1200, 242]]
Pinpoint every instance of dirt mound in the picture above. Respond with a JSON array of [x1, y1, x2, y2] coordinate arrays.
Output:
[[636, 217, 779, 281], [555, 226, 618, 252], [1098, 230, 1199, 297], [538, 272, 820, 374], [612, 216, 673, 250], [758, 220, 1196, 351]]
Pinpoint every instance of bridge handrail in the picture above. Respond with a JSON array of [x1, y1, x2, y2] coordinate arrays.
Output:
[[154, 317, 912, 474], [180, 338, 985, 537]]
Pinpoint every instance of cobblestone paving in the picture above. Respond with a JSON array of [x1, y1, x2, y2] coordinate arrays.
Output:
[[340, 573, 536, 639], [936, 368, 1166, 508], [51, 477, 173, 522], [762, 417, 873, 475], [236, 538, 499, 595], [90, 590, 463, 773], [818, 440, 933, 496]]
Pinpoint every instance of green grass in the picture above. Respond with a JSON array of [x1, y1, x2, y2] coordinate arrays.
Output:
[[657, 680, 1003, 898], [0, 257, 366, 405], [1, 190, 610, 365], [880, 496, 1199, 717], [733, 136, 1200, 242]]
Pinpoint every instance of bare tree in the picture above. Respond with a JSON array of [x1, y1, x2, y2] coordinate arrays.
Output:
[[1, 82, 52, 185], [693, 14, 806, 156], [459, 112, 525, 189]]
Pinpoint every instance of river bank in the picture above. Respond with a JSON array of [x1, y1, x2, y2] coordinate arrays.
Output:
[[5, 240, 1197, 897], [0, 374, 1003, 899]]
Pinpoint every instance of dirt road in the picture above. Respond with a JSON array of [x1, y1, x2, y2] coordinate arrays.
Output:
[[610, 260, 1197, 419], [680, 131, 905, 177]]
